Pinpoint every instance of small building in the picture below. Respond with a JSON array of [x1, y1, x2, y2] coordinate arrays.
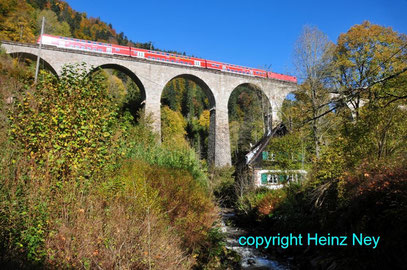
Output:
[[245, 124, 308, 189], [250, 149, 308, 189], [253, 169, 307, 189]]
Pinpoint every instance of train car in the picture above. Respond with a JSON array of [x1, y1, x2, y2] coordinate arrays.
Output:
[[205, 59, 222, 71], [37, 35, 297, 83], [190, 56, 206, 68], [131, 47, 148, 58], [133, 48, 206, 68], [39, 34, 114, 54], [251, 68, 267, 78], [267, 72, 297, 83], [206, 60, 261, 77], [148, 50, 192, 65], [111, 43, 131, 56], [38, 34, 60, 46]]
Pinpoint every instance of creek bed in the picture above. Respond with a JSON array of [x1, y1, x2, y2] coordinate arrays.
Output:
[[220, 208, 293, 270]]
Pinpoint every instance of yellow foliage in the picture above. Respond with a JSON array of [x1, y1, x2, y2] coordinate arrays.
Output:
[[161, 106, 188, 147], [0, 0, 36, 42], [198, 109, 210, 129]]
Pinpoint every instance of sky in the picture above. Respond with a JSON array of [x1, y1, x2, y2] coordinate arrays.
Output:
[[65, 0, 407, 76]]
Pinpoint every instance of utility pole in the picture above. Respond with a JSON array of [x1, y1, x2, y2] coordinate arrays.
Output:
[[34, 16, 45, 83]]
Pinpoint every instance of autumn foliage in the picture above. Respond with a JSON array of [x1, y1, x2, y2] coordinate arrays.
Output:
[[235, 21, 407, 269], [0, 52, 217, 269]]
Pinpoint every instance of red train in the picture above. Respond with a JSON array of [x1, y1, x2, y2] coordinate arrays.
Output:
[[38, 34, 297, 83]]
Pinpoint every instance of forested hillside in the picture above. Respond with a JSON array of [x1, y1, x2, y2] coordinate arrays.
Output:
[[0, 0, 183, 53]]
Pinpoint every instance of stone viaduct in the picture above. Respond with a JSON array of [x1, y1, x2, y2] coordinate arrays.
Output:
[[1, 41, 297, 167]]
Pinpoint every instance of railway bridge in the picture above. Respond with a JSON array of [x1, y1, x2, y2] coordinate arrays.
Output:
[[1, 40, 297, 167]]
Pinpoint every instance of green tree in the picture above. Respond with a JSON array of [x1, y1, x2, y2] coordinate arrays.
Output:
[[334, 21, 407, 119], [10, 63, 117, 180], [36, 9, 71, 37]]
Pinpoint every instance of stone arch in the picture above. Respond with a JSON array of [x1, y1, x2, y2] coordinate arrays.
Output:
[[228, 82, 272, 163], [8, 52, 58, 76], [90, 63, 146, 121], [228, 82, 273, 129], [160, 73, 216, 163], [90, 63, 146, 102], [162, 74, 216, 108]]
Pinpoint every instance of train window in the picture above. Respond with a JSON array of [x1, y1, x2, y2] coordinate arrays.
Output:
[[115, 48, 119, 51]]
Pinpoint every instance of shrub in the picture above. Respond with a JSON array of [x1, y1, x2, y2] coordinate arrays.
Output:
[[210, 166, 236, 207], [10, 64, 117, 181], [1, 59, 217, 269]]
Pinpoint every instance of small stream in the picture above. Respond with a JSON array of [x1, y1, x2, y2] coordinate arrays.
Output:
[[220, 208, 292, 270]]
